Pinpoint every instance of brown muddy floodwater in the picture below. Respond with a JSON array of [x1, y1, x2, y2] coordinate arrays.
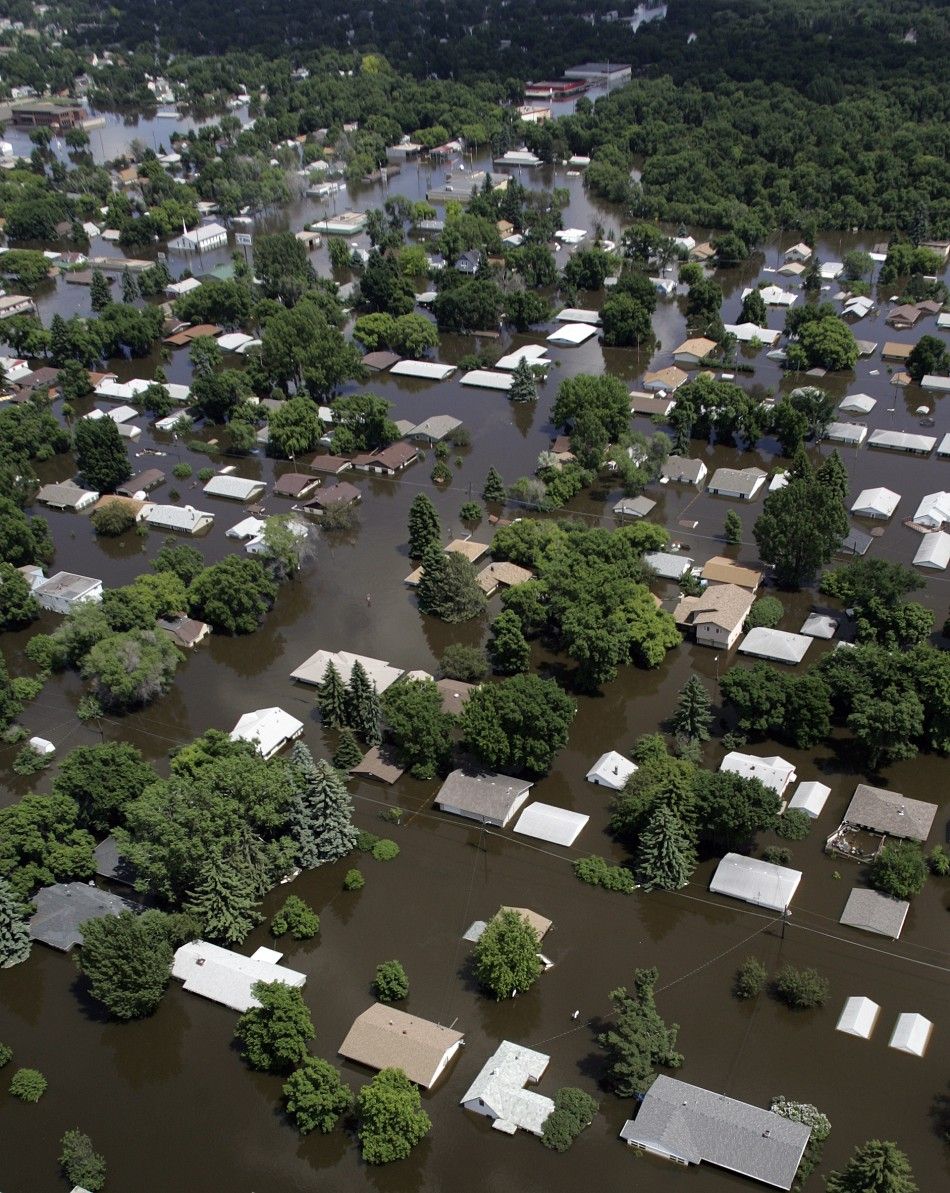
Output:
[[2, 134, 949, 1193]]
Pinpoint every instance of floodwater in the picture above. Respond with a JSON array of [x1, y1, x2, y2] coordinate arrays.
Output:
[[1, 117, 949, 1193]]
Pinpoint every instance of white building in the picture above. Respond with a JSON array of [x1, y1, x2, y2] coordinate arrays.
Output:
[[230, 707, 304, 759], [739, 627, 812, 664], [32, 571, 103, 615], [836, 996, 880, 1040], [710, 853, 803, 912], [720, 751, 797, 796], [913, 531, 950, 570], [172, 940, 306, 1012], [203, 475, 266, 502], [167, 221, 228, 253], [787, 781, 830, 818], [888, 1013, 933, 1057], [912, 491, 950, 529], [145, 504, 215, 534], [586, 751, 638, 789], [851, 487, 899, 519], [460, 1042, 555, 1136]]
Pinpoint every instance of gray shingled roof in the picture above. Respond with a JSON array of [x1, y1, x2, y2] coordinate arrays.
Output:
[[619, 1075, 811, 1190], [839, 888, 910, 938], [436, 768, 533, 823], [29, 882, 137, 952], [843, 784, 936, 842]]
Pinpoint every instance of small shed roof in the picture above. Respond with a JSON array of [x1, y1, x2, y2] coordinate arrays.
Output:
[[339, 1003, 464, 1088], [710, 853, 803, 912], [800, 613, 837, 639], [787, 781, 830, 818], [739, 627, 812, 664], [840, 888, 910, 939], [390, 359, 455, 380], [888, 1013, 932, 1057], [614, 495, 656, 518], [546, 322, 598, 345], [513, 802, 589, 846], [836, 996, 880, 1039], [586, 750, 637, 790], [351, 744, 404, 784]]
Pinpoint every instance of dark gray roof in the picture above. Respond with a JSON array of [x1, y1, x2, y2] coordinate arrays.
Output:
[[93, 837, 137, 886], [843, 784, 936, 842], [29, 882, 137, 951], [619, 1076, 811, 1190]]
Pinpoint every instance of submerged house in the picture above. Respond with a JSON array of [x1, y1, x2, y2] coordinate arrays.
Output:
[[460, 1042, 555, 1137], [435, 768, 533, 827], [339, 1003, 464, 1089]]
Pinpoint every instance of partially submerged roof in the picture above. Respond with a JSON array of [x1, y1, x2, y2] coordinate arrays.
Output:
[[643, 550, 694, 580], [720, 751, 797, 795], [29, 882, 136, 952], [787, 781, 830, 818], [619, 1075, 811, 1190], [842, 784, 936, 842], [836, 996, 880, 1040], [435, 768, 533, 825], [614, 495, 656, 518], [339, 1003, 464, 1088], [739, 627, 812, 664], [708, 466, 767, 499], [546, 322, 597, 345], [710, 853, 802, 912], [445, 537, 490, 562], [888, 1013, 933, 1057], [459, 369, 513, 390], [825, 421, 867, 445], [93, 836, 136, 885], [851, 487, 900, 518], [800, 613, 837, 639], [913, 531, 950, 570], [172, 940, 305, 1012], [290, 649, 403, 691], [476, 560, 534, 594], [513, 802, 589, 846], [867, 428, 935, 454], [389, 359, 455, 380], [460, 1041, 554, 1136], [586, 750, 637, 790], [839, 888, 910, 939], [351, 744, 404, 784], [229, 707, 303, 757], [699, 557, 762, 589], [203, 474, 266, 501], [674, 584, 754, 634], [434, 677, 477, 715]]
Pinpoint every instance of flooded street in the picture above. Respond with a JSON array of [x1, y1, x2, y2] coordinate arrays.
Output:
[[0, 117, 948, 1193]]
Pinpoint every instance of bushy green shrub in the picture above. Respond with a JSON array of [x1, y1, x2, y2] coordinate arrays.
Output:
[[573, 855, 635, 893], [371, 839, 399, 862], [343, 868, 365, 891], [734, 956, 767, 999]]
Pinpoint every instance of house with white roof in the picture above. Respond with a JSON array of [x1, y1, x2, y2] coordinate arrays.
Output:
[[838, 393, 876, 415], [460, 1042, 555, 1136], [203, 475, 266, 502], [643, 550, 694, 580], [723, 323, 780, 345], [787, 781, 830, 818], [912, 491, 950, 529], [720, 751, 797, 796], [867, 429, 935, 455], [743, 284, 796, 307], [167, 221, 228, 252], [230, 707, 303, 759], [290, 648, 404, 691], [547, 323, 597, 346], [913, 531, 950, 570], [145, 504, 214, 534], [31, 570, 103, 615], [586, 751, 637, 790], [825, 422, 868, 446], [172, 940, 305, 1012], [851, 487, 900, 519], [707, 467, 767, 500], [710, 853, 803, 912], [784, 243, 812, 263], [739, 627, 812, 664]]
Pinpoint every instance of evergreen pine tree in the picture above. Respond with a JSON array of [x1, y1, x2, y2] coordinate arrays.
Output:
[[724, 510, 742, 545], [316, 661, 347, 728], [488, 610, 530, 674], [346, 661, 382, 744], [671, 676, 713, 742], [49, 313, 70, 365], [288, 743, 358, 867], [121, 269, 138, 304], [185, 852, 261, 945], [332, 728, 364, 771], [482, 467, 506, 503], [826, 1140, 918, 1193], [407, 493, 441, 559], [0, 877, 31, 968], [635, 803, 697, 890], [816, 449, 848, 505], [508, 356, 538, 403], [416, 543, 450, 617], [89, 269, 110, 312]]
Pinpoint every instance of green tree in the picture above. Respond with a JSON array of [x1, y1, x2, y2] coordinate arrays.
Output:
[[59, 1129, 107, 1192], [739, 288, 767, 325], [90, 500, 137, 537], [235, 980, 315, 1073], [316, 661, 348, 729], [9, 1068, 46, 1102], [774, 964, 829, 1009], [508, 356, 538, 403], [635, 804, 696, 890], [694, 770, 780, 850], [332, 727, 363, 771], [746, 596, 784, 629], [271, 895, 320, 940], [798, 316, 858, 370], [598, 969, 683, 1096], [754, 456, 847, 587], [461, 673, 576, 774], [0, 499, 53, 568], [906, 335, 949, 383], [283, 1058, 352, 1135], [870, 841, 928, 900], [81, 629, 182, 712], [53, 742, 157, 833], [188, 556, 277, 633], [0, 562, 39, 629], [601, 293, 653, 347], [541, 1088, 598, 1152], [152, 539, 205, 585], [78, 911, 185, 1019], [268, 396, 323, 458], [121, 268, 139, 304], [0, 877, 31, 968], [344, 868, 364, 890], [289, 743, 358, 867], [551, 373, 629, 441], [671, 676, 712, 742], [473, 908, 542, 999], [380, 678, 454, 779], [826, 1140, 917, 1193], [482, 467, 506, 503], [724, 510, 742, 545], [734, 956, 768, 999], [391, 313, 439, 358], [848, 685, 924, 769], [254, 231, 316, 303], [346, 661, 382, 744], [74, 417, 131, 493], [408, 493, 441, 559], [418, 547, 486, 623], [89, 269, 111, 312], [488, 610, 530, 675], [357, 1067, 431, 1164], [186, 851, 262, 945], [374, 959, 409, 1002]]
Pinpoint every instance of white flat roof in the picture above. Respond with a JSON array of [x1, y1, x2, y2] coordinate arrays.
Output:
[[172, 940, 305, 1012], [868, 429, 936, 453], [556, 307, 600, 325], [495, 346, 550, 370], [739, 627, 812, 664], [836, 996, 880, 1039], [710, 853, 802, 912], [546, 323, 597, 345], [888, 1012, 933, 1057], [460, 369, 513, 390], [787, 781, 830, 817], [513, 802, 589, 846], [389, 360, 456, 380]]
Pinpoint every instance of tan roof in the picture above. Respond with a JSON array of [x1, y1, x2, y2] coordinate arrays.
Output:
[[476, 560, 534, 593], [881, 341, 913, 360], [92, 494, 146, 516], [674, 583, 755, 633], [351, 744, 404, 784], [496, 906, 551, 939], [701, 556, 762, 590], [434, 678, 476, 715], [643, 366, 688, 390], [445, 538, 490, 562], [339, 1003, 464, 1087], [673, 337, 717, 358]]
